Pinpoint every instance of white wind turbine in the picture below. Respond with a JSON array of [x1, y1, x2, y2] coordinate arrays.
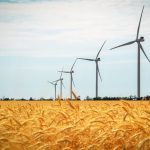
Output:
[[110, 6, 150, 99], [48, 80, 59, 100], [77, 41, 106, 98], [57, 70, 65, 100], [59, 59, 77, 100]]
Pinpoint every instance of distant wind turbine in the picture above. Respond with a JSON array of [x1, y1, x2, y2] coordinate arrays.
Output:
[[78, 41, 106, 98], [57, 69, 65, 100], [59, 59, 77, 100], [48, 80, 59, 100], [110, 6, 150, 99]]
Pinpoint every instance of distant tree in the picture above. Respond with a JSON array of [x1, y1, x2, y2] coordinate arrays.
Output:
[[77, 96, 81, 100], [40, 97, 45, 100], [48, 98, 53, 101], [86, 96, 92, 100], [29, 97, 33, 101], [3, 97, 9, 101], [93, 97, 102, 100], [145, 95, 150, 100]]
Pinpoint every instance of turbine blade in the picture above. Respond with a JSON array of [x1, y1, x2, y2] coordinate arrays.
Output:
[[72, 76, 75, 87], [48, 81, 54, 85], [62, 81, 65, 88], [96, 40, 106, 59], [59, 71, 70, 73], [60, 67, 63, 78], [136, 6, 144, 40], [97, 64, 102, 82], [139, 43, 150, 63], [110, 40, 136, 50], [78, 58, 95, 61], [53, 79, 60, 83], [71, 58, 77, 71]]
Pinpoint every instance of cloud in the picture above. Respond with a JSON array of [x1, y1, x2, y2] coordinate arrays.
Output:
[[0, 0, 150, 58]]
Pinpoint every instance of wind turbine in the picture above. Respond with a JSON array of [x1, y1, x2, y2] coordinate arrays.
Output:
[[59, 59, 77, 100], [110, 6, 150, 99], [57, 70, 65, 100], [77, 41, 106, 98], [48, 80, 59, 100]]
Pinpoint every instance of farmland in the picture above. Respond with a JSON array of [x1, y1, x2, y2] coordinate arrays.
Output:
[[0, 100, 150, 150]]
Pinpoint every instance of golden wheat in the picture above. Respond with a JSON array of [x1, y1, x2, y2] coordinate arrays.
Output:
[[0, 100, 150, 150]]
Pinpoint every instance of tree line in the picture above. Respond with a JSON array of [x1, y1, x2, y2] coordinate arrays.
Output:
[[1, 95, 150, 101]]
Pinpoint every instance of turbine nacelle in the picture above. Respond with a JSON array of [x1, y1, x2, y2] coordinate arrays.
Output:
[[139, 36, 144, 42], [96, 58, 101, 61]]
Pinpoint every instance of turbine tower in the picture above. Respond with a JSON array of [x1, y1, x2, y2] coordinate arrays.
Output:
[[110, 6, 150, 99], [59, 59, 77, 100], [48, 80, 59, 100], [78, 41, 106, 98]]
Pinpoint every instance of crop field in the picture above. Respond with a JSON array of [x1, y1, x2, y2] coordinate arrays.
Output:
[[0, 100, 150, 150]]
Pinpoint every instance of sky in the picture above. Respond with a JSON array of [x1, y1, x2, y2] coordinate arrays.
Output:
[[0, 0, 150, 99]]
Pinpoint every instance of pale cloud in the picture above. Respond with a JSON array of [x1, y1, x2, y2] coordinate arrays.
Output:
[[0, 0, 150, 59]]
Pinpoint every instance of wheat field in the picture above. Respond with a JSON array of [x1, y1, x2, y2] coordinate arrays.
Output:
[[0, 100, 150, 150]]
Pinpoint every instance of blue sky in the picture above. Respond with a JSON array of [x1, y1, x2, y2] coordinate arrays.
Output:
[[0, 0, 150, 99]]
